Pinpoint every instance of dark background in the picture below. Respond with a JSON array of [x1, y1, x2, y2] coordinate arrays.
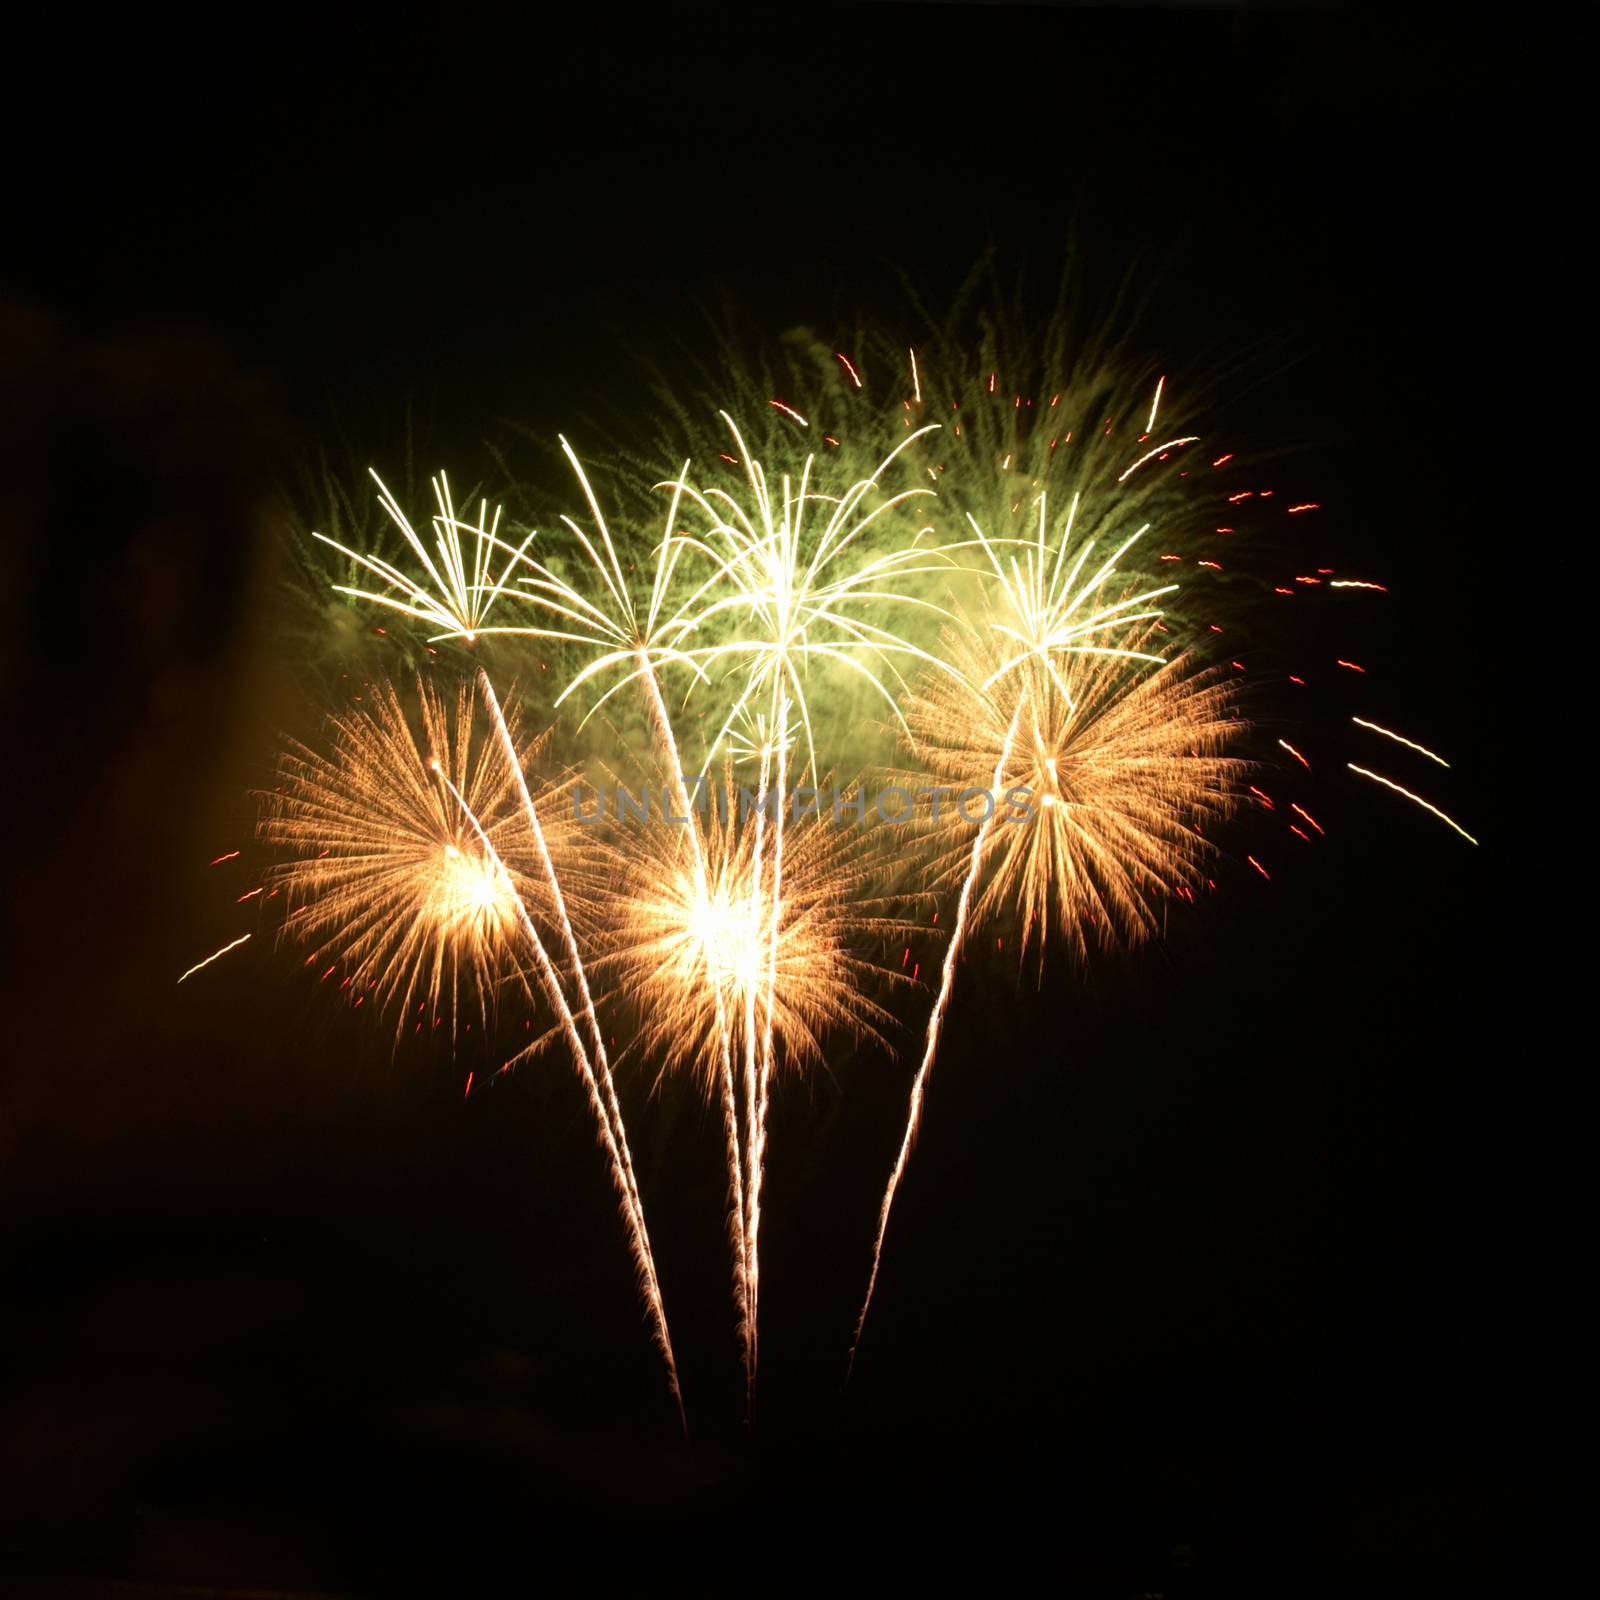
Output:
[[1, 6, 1558, 1594]]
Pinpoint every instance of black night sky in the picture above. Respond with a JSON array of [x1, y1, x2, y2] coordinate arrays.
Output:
[[1, 7, 1558, 1595]]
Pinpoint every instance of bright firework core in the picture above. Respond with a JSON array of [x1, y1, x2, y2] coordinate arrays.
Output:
[[428, 841, 517, 944], [684, 881, 764, 1001]]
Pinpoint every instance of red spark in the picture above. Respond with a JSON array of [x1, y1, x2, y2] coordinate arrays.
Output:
[[1290, 803, 1325, 835]]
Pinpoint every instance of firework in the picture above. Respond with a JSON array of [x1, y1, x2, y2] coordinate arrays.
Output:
[[592, 766, 905, 1084], [314, 471, 536, 643], [253, 258, 1481, 1427], [955, 491, 1178, 690], [260, 676, 536, 1040], [910, 627, 1241, 957], [663, 410, 953, 775]]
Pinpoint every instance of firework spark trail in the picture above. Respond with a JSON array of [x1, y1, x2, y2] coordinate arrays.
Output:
[[476, 670, 668, 1329], [1347, 764, 1478, 845], [176, 932, 252, 983], [435, 766, 687, 1436], [846, 697, 1025, 1380], [1351, 717, 1450, 768]]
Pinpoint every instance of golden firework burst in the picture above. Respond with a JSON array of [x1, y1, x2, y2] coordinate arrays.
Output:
[[259, 675, 553, 1040], [903, 620, 1244, 959], [589, 766, 911, 1092]]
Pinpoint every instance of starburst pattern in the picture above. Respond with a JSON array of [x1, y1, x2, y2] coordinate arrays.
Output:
[[590, 766, 909, 1091], [260, 675, 544, 1039], [905, 622, 1242, 958]]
